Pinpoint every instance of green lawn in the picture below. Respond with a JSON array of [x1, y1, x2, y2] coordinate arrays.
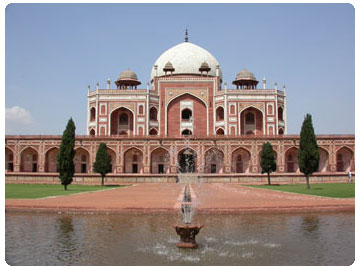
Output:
[[5, 184, 125, 199], [247, 183, 355, 198]]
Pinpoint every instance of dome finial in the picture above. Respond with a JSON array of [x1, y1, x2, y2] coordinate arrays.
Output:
[[185, 28, 188, 42]]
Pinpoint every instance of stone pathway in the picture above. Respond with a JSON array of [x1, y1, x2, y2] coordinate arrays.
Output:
[[5, 183, 354, 214]]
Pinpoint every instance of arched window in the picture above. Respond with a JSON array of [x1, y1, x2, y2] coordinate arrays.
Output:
[[278, 128, 284, 135], [245, 112, 255, 125], [150, 107, 158, 121], [216, 107, 224, 121], [216, 128, 225, 135], [90, 107, 96, 121], [278, 107, 284, 121], [139, 105, 144, 115], [182, 129, 192, 135], [149, 129, 158, 135], [181, 109, 192, 121], [119, 113, 128, 125], [89, 129, 95, 136], [230, 105, 235, 115]]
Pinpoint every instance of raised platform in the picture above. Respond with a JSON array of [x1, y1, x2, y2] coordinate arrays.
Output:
[[5, 172, 353, 185]]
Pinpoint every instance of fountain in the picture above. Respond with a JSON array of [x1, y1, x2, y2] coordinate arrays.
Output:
[[173, 140, 204, 249]]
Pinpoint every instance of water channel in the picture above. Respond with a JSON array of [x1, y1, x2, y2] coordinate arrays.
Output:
[[5, 211, 354, 266]]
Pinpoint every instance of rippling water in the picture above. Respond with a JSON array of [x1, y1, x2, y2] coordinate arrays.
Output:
[[5, 211, 354, 266]]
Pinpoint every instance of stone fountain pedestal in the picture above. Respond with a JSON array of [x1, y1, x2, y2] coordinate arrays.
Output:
[[173, 224, 204, 248]]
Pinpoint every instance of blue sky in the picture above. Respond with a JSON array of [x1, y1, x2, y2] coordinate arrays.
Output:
[[5, 3, 355, 135]]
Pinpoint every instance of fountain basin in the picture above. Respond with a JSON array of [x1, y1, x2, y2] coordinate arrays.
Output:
[[173, 224, 204, 248]]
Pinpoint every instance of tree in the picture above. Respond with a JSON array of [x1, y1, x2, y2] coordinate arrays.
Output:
[[260, 142, 277, 185], [57, 118, 76, 190], [298, 114, 319, 189], [93, 143, 112, 186]]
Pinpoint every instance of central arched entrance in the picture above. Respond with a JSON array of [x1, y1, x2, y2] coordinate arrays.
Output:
[[178, 148, 196, 173]]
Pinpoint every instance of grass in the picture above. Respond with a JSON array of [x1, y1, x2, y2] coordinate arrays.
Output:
[[247, 183, 355, 198], [5, 184, 126, 199]]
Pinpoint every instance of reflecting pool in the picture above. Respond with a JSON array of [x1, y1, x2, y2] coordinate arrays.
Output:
[[5, 211, 354, 266]]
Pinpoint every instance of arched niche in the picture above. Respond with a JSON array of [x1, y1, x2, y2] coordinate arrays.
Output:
[[110, 107, 134, 135], [5, 147, 14, 172], [285, 147, 299, 173], [317, 148, 329, 172], [151, 148, 170, 174], [204, 148, 224, 173], [240, 107, 263, 135], [74, 147, 90, 173], [124, 148, 143, 173], [231, 147, 251, 173], [336, 147, 354, 172], [20, 147, 38, 172], [45, 147, 59, 172], [178, 148, 197, 173]]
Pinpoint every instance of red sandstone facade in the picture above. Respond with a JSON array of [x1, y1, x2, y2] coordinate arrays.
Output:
[[5, 38, 355, 183]]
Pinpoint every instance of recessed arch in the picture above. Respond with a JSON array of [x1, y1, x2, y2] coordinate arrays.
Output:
[[285, 147, 299, 173], [258, 148, 278, 172], [123, 147, 143, 173], [336, 147, 354, 172], [149, 107, 158, 121], [151, 147, 170, 174], [317, 147, 329, 172], [278, 107, 284, 121], [167, 92, 208, 109], [45, 147, 59, 172], [74, 147, 90, 173], [181, 108, 192, 121], [231, 147, 251, 173], [20, 147, 38, 172], [239, 106, 264, 136], [204, 147, 224, 173], [106, 147, 117, 173], [5, 147, 14, 172], [182, 129, 192, 135], [90, 107, 96, 121], [167, 93, 207, 136], [110, 106, 135, 136], [178, 147, 197, 173], [149, 128, 158, 135], [216, 106, 224, 121], [216, 128, 225, 135]]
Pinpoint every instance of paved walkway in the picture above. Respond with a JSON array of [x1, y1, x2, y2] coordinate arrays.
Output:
[[5, 183, 354, 214]]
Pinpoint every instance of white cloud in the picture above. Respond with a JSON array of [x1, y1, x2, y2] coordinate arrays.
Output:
[[5, 106, 34, 134]]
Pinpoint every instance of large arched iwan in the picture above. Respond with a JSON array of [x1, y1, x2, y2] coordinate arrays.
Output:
[[167, 94, 207, 136]]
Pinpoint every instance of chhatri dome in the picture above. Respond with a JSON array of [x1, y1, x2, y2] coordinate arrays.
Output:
[[151, 31, 222, 81]]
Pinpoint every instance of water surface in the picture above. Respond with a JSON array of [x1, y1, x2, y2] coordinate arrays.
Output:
[[5, 211, 354, 266]]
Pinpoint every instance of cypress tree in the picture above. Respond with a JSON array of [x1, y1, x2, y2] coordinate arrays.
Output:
[[57, 118, 76, 190], [93, 143, 112, 186], [298, 114, 319, 189], [260, 142, 277, 185]]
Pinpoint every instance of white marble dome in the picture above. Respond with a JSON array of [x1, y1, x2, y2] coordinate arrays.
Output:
[[151, 42, 222, 81]]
